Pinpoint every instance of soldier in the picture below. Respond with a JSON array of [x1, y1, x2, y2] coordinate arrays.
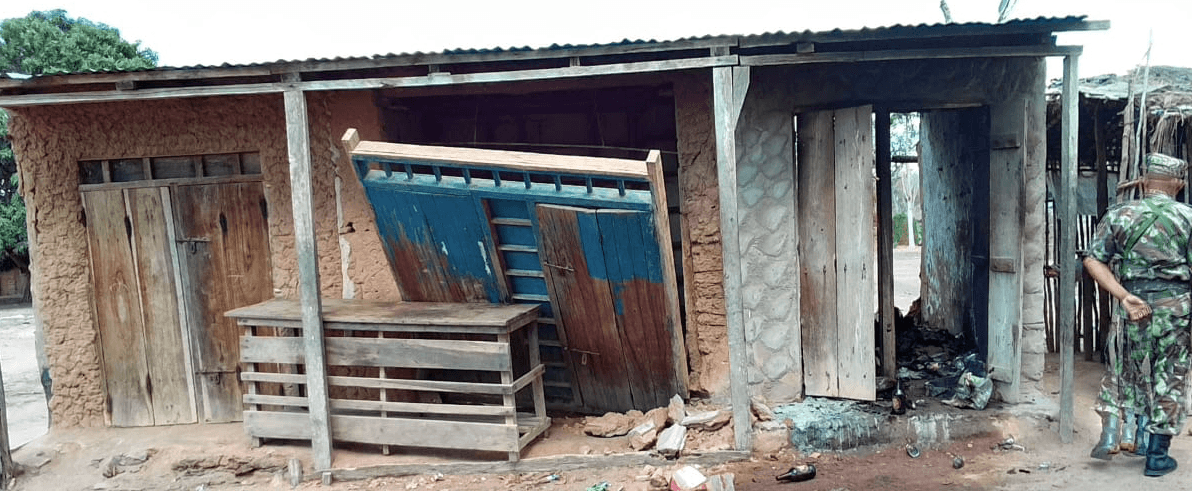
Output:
[[1084, 152, 1192, 477]]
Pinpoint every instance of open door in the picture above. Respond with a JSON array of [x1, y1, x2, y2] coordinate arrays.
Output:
[[797, 106, 876, 401]]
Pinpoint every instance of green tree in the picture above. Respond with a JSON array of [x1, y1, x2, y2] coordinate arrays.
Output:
[[0, 10, 157, 273]]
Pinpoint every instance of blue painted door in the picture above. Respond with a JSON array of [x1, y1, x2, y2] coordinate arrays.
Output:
[[365, 187, 505, 303], [537, 204, 681, 411]]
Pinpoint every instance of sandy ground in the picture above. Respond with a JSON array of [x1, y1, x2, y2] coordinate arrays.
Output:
[[13, 351, 1192, 491]]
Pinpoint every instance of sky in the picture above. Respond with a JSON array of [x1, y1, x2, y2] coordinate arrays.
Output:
[[0, 0, 1188, 81]]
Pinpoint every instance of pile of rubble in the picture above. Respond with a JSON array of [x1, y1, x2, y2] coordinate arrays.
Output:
[[581, 395, 731, 458]]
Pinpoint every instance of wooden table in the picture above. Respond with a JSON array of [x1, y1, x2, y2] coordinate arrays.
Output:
[[226, 298, 549, 462]]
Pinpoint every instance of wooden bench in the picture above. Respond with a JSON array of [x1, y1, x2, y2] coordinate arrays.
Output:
[[226, 298, 549, 462]]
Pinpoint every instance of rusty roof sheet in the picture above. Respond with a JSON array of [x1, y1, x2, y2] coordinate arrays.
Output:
[[7, 16, 1098, 79]]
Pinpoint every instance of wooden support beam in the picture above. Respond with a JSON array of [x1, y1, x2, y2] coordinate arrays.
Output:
[[740, 45, 1083, 67], [1058, 53, 1079, 444], [712, 65, 751, 451], [875, 110, 896, 379], [284, 87, 333, 470], [0, 56, 737, 107]]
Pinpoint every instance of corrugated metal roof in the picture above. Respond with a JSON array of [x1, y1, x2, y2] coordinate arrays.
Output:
[[11, 15, 1096, 79]]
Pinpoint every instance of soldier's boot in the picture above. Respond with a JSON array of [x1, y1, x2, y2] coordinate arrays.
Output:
[[1091, 412, 1121, 460], [1121, 411, 1138, 454], [1144, 433, 1178, 477], [1133, 414, 1150, 457]]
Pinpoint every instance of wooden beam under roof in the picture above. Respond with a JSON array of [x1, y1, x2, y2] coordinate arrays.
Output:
[[0, 56, 737, 107], [736, 18, 1109, 48], [741, 44, 1082, 66]]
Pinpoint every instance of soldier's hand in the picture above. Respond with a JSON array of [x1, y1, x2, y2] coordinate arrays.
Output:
[[1123, 294, 1152, 322]]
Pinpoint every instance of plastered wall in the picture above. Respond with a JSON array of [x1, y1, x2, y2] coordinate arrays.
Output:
[[8, 92, 396, 426]]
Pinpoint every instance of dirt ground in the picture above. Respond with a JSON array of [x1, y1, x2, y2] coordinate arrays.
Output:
[[14, 352, 1192, 491]]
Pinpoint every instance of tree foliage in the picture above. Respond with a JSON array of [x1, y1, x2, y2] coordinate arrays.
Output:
[[0, 10, 158, 271]]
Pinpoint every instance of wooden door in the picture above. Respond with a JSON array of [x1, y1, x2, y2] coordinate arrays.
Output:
[[797, 106, 876, 401], [537, 204, 681, 411], [173, 182, 273, 422], [83, 188, 196, 426]]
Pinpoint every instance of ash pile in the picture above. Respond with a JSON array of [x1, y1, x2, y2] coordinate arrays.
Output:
[[876, 299, 994, 411]]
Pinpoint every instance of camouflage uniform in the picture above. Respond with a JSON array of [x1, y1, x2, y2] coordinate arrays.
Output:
[[1088, 192, 1192, 436]]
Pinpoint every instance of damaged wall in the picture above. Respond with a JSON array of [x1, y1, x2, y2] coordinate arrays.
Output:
[[8, 93, 395, 426], [733, 57, 1047, 402]]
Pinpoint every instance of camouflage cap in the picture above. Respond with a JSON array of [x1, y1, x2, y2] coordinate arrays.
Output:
[[1145, 153, 1188, 179]]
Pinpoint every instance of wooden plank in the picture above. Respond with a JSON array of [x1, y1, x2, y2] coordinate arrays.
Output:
[[240, 336, 510, 371], [875, 110, 896, 379], [241, 371, 516, 396], [713, 65, 752, 451], [78, 174, 262, 192], [986, 100, 1025, 400], [645, 150, 689, 399], [243, 411, 518, 453], [739, 45, 1084, 66], [173, 182, 273, 423], [797, 110, 839, 397], [82, 189, 154, 426], [227, 299, 537, 329], [536, 204, 634, 412], [126, 187, 195, 424], [596, 209, 674, 408], [0, 56, 738, 107], [233, 317, 515, 336], [833, 106, 876, 401], [285, 87, 333, 470], [350, 141, 647, 180], [159, 187, 201, 421], [241, 394, 515, 417], [1059, 54, 1079, 444]]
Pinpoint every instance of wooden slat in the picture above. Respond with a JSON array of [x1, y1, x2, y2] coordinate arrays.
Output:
[[986, 100, 1025, 399], [491, 218, 532, 227], [226, 298, 538, 330], [241, 335, 510, 370], [78, 174, 263, 192], [875, 111, 896, 379], [82, 189, 154, 427], [241, 371, 513, 395], [797, 110, 839, 397], [351, 141, 647, 180], [537, 204, 634, 411], [833, 106, 876, 401], [242, 394, 515, 417], [126, 187, 195, 424], [243, 411, 518, 453], [645, 150, 689, 399]]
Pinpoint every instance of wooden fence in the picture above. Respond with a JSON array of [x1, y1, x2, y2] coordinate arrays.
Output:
[[1045, 212, 1108, 358]]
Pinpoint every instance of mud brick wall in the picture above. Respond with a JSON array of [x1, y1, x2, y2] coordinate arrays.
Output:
[[8, 93, 397, 426]]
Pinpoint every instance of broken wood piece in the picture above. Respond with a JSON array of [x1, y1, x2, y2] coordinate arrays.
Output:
[[288, 458, 302, 487]]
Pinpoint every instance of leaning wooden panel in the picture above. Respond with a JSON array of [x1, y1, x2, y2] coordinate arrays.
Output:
[[797, 110, 840, 398], [596, 209, 680, 408], [537, 204, 635, 412], [126, 187, 196, 424], [82, 189, 154, 427], [832, 106, 876, 402]]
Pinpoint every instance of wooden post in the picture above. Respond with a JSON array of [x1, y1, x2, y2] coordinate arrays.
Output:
[[0, 357, 12, 490], [875, 110, 896, 379], [713, 64, 752, 451], [284, 87, 333, 470], [1059, 53, 1080, 444], [1094, 105, 1112, 352]]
